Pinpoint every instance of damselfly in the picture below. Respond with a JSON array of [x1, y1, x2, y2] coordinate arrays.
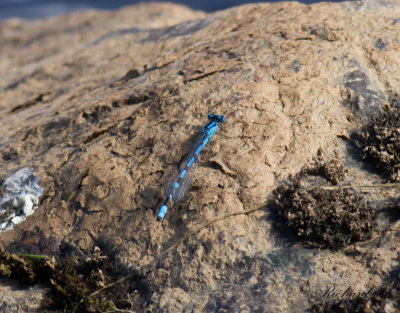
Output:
[[156, 114, 225, 221]]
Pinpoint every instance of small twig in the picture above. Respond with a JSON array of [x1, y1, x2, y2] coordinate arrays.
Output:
[[80, 202, 267, 305], [343, 225, 400, 251], [320, 182, 400, 190], [102, 307, 136, 313], [159, 204, 265, 257], [16, 253, 48, 260], [89, 273, 136, 298]]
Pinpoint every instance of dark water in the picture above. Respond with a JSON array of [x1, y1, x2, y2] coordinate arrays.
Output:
[[0, 0, 354, 20]]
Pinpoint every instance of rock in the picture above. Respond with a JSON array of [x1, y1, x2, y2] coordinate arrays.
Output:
[[0, 0, 400, 312]]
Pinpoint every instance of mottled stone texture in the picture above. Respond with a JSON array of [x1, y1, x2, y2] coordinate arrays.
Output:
[[1, 0, 400, 312]]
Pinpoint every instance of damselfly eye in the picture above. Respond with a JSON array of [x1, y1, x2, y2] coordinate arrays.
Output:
[[208, 114, 225, 123], [217, 116, 226, 123]]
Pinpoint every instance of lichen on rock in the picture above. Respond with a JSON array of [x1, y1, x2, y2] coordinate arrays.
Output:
[[0, 168, 43, 232]]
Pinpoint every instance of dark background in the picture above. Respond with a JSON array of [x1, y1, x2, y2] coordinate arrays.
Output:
[[0, 0, 354, 20]]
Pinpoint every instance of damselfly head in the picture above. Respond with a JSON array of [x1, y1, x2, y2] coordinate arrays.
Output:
[[208, 114, 226, 123]]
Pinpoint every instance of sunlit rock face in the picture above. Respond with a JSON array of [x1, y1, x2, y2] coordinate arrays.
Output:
[[1, 0, 400, 312]]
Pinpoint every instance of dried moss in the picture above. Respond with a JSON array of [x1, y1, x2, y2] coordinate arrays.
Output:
[[302, 158, 346, 185], [361, 98, 400, 182], [275, 160, 376, 250], [0, 247, 149, 313], [0, 248, 52, 283], [45, 252, 142, 312]]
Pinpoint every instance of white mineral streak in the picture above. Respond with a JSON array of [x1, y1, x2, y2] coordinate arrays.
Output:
[[0, 167, 43, 232]]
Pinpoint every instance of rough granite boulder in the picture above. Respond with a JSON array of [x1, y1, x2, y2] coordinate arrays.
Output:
[[1, 0, 400, 312]]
